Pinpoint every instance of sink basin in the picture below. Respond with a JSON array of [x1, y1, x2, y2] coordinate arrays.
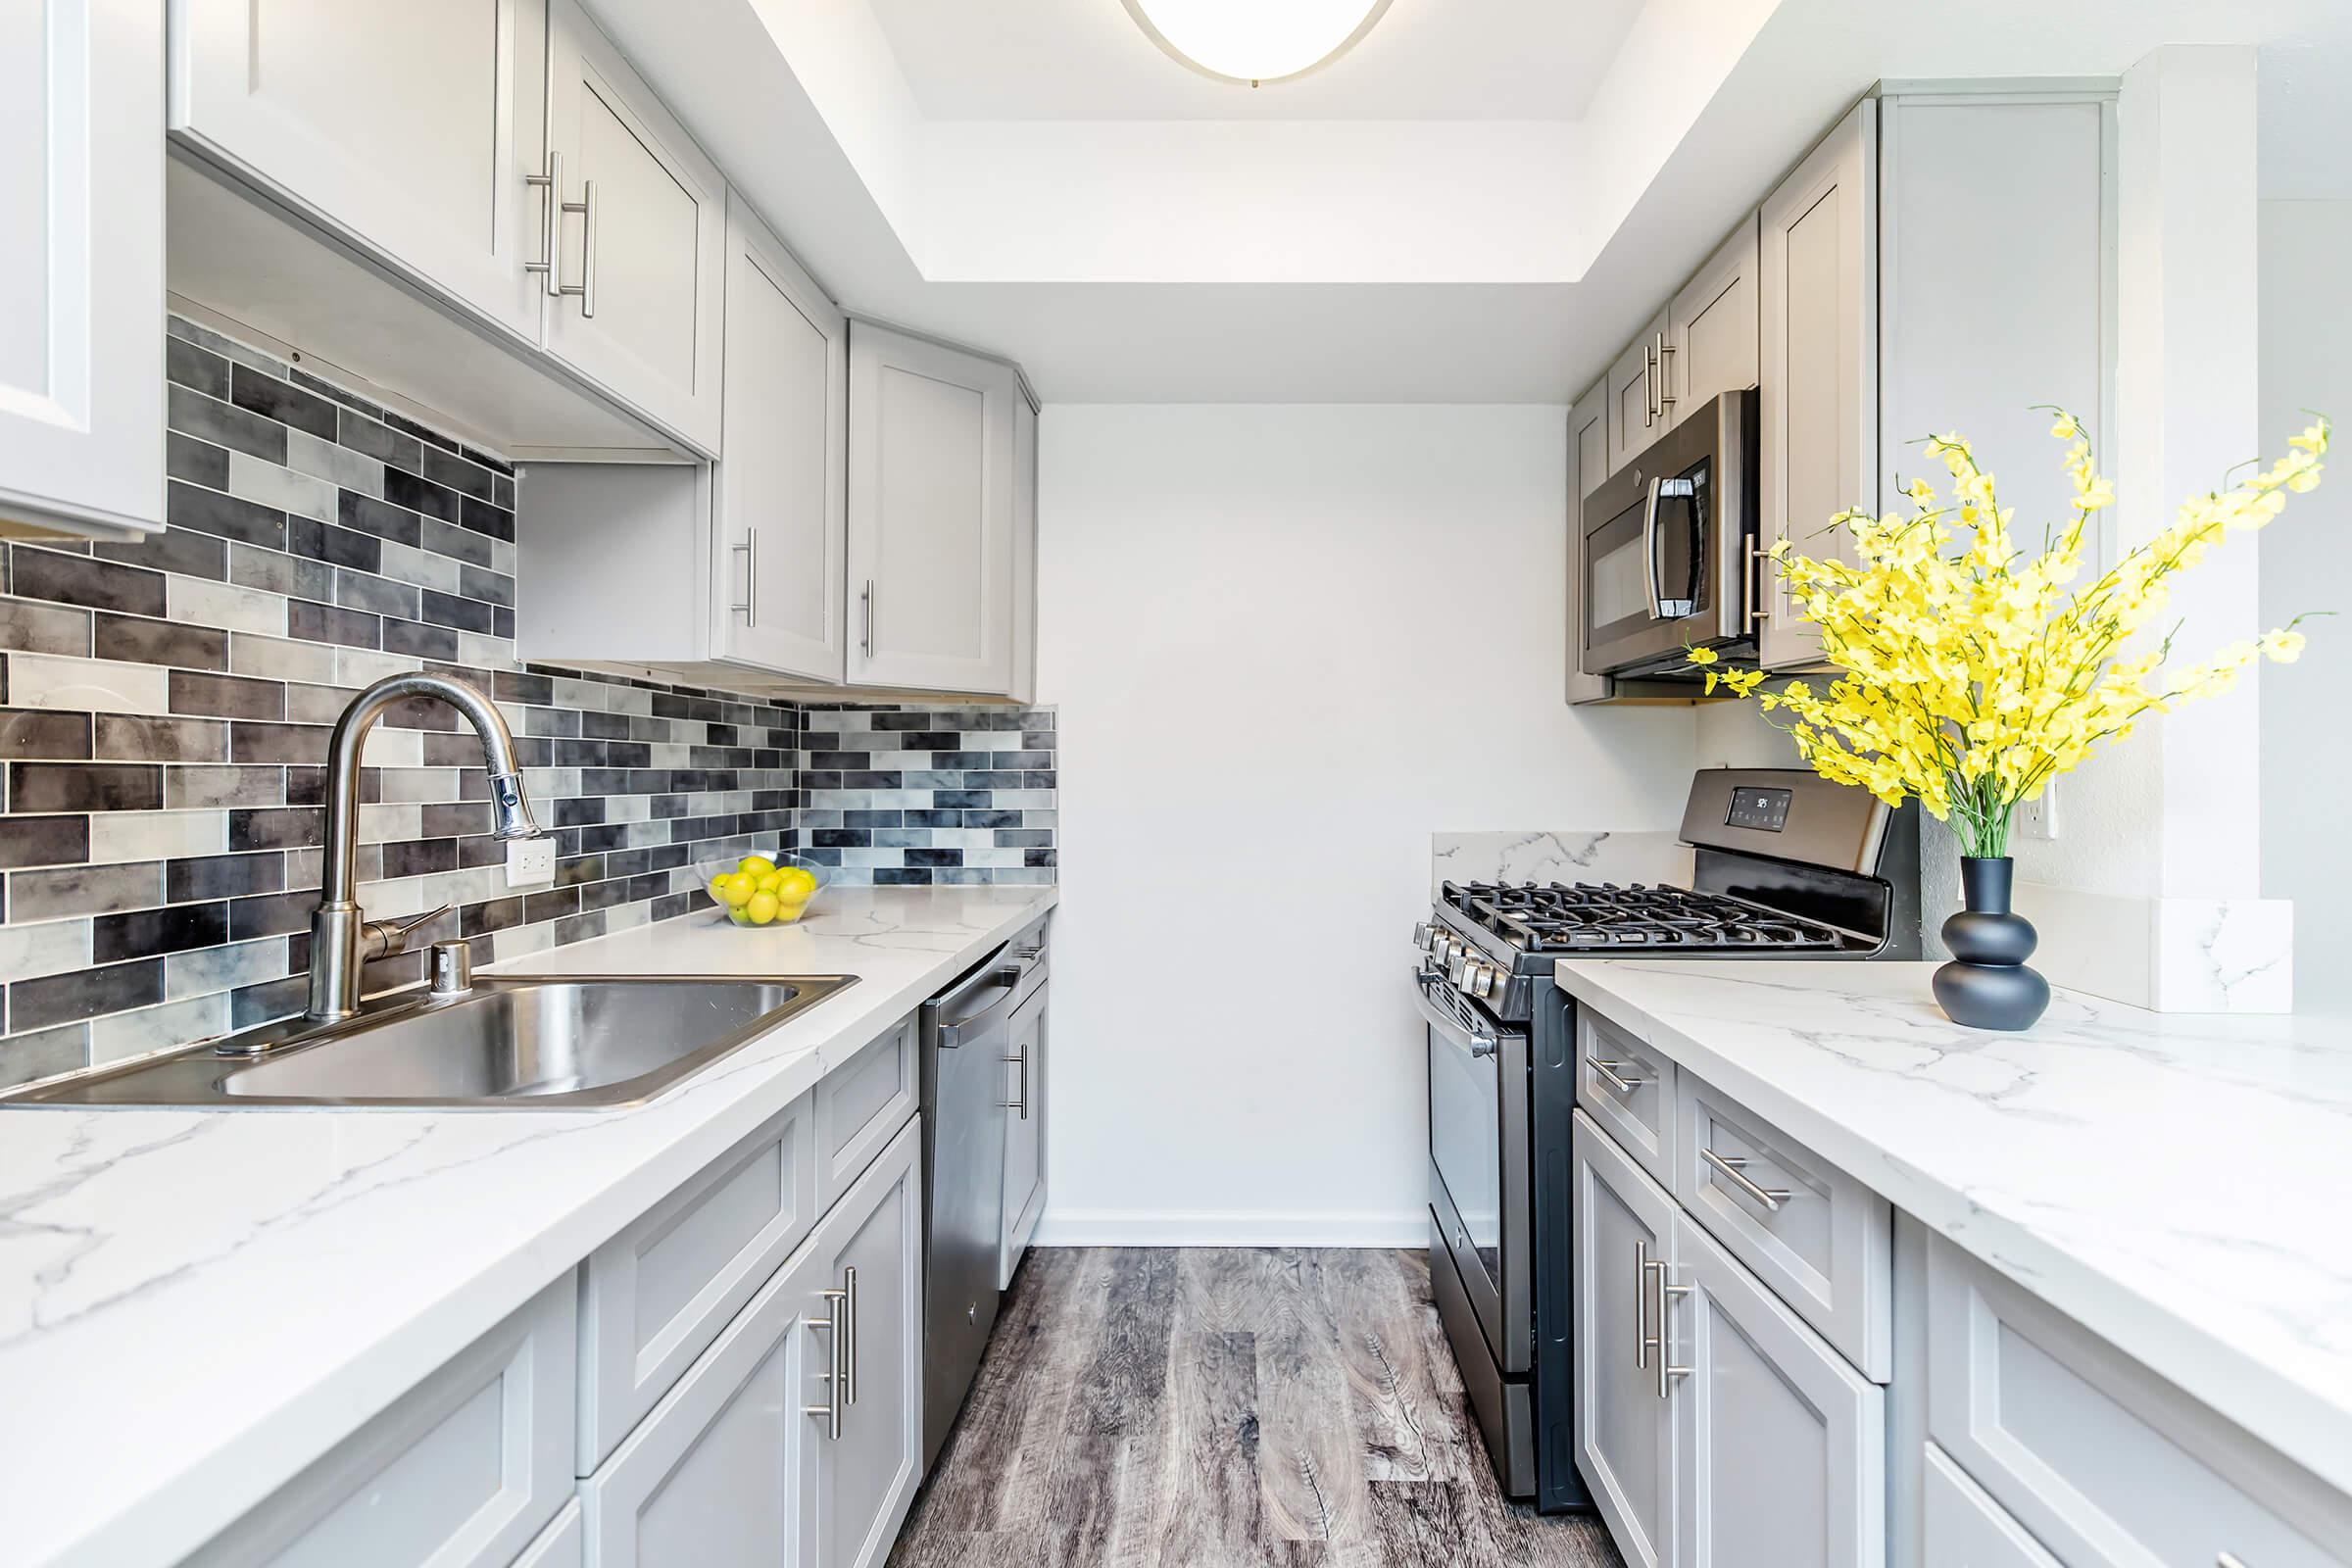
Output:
[[4, 974, 857, 1109]]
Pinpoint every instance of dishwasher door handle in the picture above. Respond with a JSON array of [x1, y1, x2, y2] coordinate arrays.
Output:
[[924, 962, 1029, 1049]]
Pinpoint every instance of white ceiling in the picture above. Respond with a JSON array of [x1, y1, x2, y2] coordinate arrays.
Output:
[[863, 0, 1643, 121], [594, 0, 2352, 402]]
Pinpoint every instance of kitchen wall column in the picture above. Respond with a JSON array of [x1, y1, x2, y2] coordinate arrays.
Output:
[[2010, 45, 2291, 1012]]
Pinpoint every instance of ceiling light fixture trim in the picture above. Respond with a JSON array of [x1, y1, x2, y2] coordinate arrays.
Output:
[[1117, 0, 1396, 88]]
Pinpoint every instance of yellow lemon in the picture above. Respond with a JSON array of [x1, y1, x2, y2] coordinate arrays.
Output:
[[758, 871, 786, 895], [737, 855, 776, 877], [716, 876, 754, 909], [727, 906, 756, 927], [746, 891, 780, 926], [775, 866, 818, 900]]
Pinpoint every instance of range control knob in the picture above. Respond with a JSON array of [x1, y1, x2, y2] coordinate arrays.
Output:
[[1412, 921, 1433, 950]]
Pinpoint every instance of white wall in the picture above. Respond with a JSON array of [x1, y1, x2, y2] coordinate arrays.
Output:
[[1035, 405, 1694, 1243], [2259, 199, 2352, 1015]]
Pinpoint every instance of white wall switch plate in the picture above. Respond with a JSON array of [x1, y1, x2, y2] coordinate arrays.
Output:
[[2016, 781, 2059, 841], [506, 837, 557, 888]]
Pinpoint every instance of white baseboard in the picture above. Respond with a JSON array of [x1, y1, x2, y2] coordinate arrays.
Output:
[[1031, 1208, 1427, 1248]]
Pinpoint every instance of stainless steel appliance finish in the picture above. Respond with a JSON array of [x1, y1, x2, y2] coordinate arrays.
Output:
[[4, 975, 858, 1109], [1419, 767, 1915, 1513], [919, 916, 1051, 1471], [1580, 389, 1759, 678]]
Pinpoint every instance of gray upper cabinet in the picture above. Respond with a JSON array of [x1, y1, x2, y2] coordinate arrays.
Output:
[[847, 322, 1022, 696], [542, 0, 726, 454], [1668, 1215, 1885, 1568], [1565, 378, 1611, 704], [1606, 307, 1673, 476], [1756, 99, 1877, 671], [190, 1272, 578, 1568], [169, 0, 551, 345], [0, 0, 164, 541], [715, 190, 849, 683], [1573, 1111, 1679, 1568], [1668, 215, 1761, 429]]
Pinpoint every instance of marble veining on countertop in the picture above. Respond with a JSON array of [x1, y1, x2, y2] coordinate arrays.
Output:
[[0, 886, 1056, 1568], [1553, 957, 2352, 1496], [1430, 829, 1692, 895]]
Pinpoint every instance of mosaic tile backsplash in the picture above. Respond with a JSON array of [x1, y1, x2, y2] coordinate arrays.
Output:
[[0, 318, 1054, 1090]]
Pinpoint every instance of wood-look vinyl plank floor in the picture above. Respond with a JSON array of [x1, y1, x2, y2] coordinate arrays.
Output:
[[888, 1248, 1624, 1568]]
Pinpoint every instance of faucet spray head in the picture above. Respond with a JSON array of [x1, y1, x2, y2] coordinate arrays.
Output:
[[488, 770, 544, 841]]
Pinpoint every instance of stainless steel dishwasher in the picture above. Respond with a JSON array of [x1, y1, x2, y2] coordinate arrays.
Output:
[[918, 915, 1050, 1469]]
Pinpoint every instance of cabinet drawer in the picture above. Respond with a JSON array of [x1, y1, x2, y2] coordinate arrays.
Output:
[[1922, 1444, 2057, 1568], [1926, 1236, 2352, 1566], [191, 1271, 577, 1568], [579, 1091, 817, 1471], [1673, 1071, 1889, 1379], [1577, 1007, 1677, 1189], [513, 1500, 584, 1568], [814, 1012, 917, 1213]]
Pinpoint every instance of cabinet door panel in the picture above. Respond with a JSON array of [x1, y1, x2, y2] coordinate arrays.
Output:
[[1670, 215, 1760, 427], [812, 1118, 923, 1568], [1605, 309, 1671, 475], [1000, 983, 1047, 1289], [847, 323, 1017, 694], [1573, 1111, 1678, 1568], [1758, 100, 1875, 671], [580, 1243, 818, 1568], [1921, 1445, 2060, 1568], [0, 0, 163, 539], [1671, 1216, 1883, 1568], [716, 191, 846, 682], [543, 0, 725, 453], [169, 0, 546, 343]]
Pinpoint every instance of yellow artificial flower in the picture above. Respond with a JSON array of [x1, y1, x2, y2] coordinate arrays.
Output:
[[1683, 410, 2331, 857]]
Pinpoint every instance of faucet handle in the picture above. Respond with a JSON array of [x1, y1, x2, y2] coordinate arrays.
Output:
[[363, 903, 455, 960]]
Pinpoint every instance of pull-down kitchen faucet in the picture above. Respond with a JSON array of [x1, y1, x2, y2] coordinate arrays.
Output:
[[301, 673, 545, 1024]]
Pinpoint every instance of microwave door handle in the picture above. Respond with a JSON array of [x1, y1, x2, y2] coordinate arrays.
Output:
[[1642, 475, 1666, 619]]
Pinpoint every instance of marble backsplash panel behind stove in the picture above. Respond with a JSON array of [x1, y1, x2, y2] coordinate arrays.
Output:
[[1430, 830, 1693, 897]]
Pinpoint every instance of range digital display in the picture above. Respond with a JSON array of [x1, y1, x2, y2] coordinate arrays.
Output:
[[1726, 786, 1793, 832]]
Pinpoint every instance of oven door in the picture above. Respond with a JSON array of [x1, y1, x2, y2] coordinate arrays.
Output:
[[1420, 967, 1531, 1374]]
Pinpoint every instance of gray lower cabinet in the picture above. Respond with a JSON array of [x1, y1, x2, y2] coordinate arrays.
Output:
[[188, 1271, 578, 1568], [813, 1015, 918, 1214], [577, 1090, 819, 1472], [1573, 1110, 1678, 1568], [1924, 1236, 2352, 1567], [999, 981, 1048, 1290], [1667, 1214, 1885, 1568], [1920, 1445, 2056, 1568], [579, 1114, 922, 1568], [514, 1501, 586, 1568]]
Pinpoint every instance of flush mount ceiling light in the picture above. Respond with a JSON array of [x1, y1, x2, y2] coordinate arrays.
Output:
[[1119, 0, 1396, 87]]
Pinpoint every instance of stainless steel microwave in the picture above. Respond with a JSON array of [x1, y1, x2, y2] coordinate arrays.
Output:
[[1579, 388, 1759, 678]]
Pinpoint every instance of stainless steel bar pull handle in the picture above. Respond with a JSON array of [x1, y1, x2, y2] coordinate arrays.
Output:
[[523, 151, 562, 295], [555, 177, 596, 317], [731, 529, 757, 621], [1642, 341, 1658, 427], [1635, 1239, 1655, 1370], [1652, 1262, 1692, 1399], [1003, 1051, 1029, 1118], [1701, 1147, 1792, 1212], [803, 1284, 850, 1439], [1591, 1057, 1645, 1095], [860, 579, 876, 659], [1655, 331, 1676, 417], [1748, 543, 1774, 626], [842, 1266, 858, 1407]]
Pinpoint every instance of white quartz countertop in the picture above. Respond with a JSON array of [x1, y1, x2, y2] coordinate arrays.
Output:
[[1553, 958, 2352, 1497], [0, 886, 1056, 1568]]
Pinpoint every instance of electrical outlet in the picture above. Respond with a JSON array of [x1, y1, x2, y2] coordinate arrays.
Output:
[[2016, 780, 2059, 841], [506, 836, 557, 888]]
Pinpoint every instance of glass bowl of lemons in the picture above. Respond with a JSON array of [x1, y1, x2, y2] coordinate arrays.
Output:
[[699, 850, 827, 927]]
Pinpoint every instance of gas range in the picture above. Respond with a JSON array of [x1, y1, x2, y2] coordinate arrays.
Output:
[[1417, 768, 1918, 1515]]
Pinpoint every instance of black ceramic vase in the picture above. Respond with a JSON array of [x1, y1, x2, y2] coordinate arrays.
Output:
[[1933, 858, 2051, 1031]]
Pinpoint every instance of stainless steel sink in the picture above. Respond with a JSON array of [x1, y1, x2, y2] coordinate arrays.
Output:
[[3, 974, 857, 1109]]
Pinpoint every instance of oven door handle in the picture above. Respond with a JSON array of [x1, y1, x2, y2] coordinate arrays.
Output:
[[1414, 979, 1498, 1058], [1642, 475, 1666, 620]]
